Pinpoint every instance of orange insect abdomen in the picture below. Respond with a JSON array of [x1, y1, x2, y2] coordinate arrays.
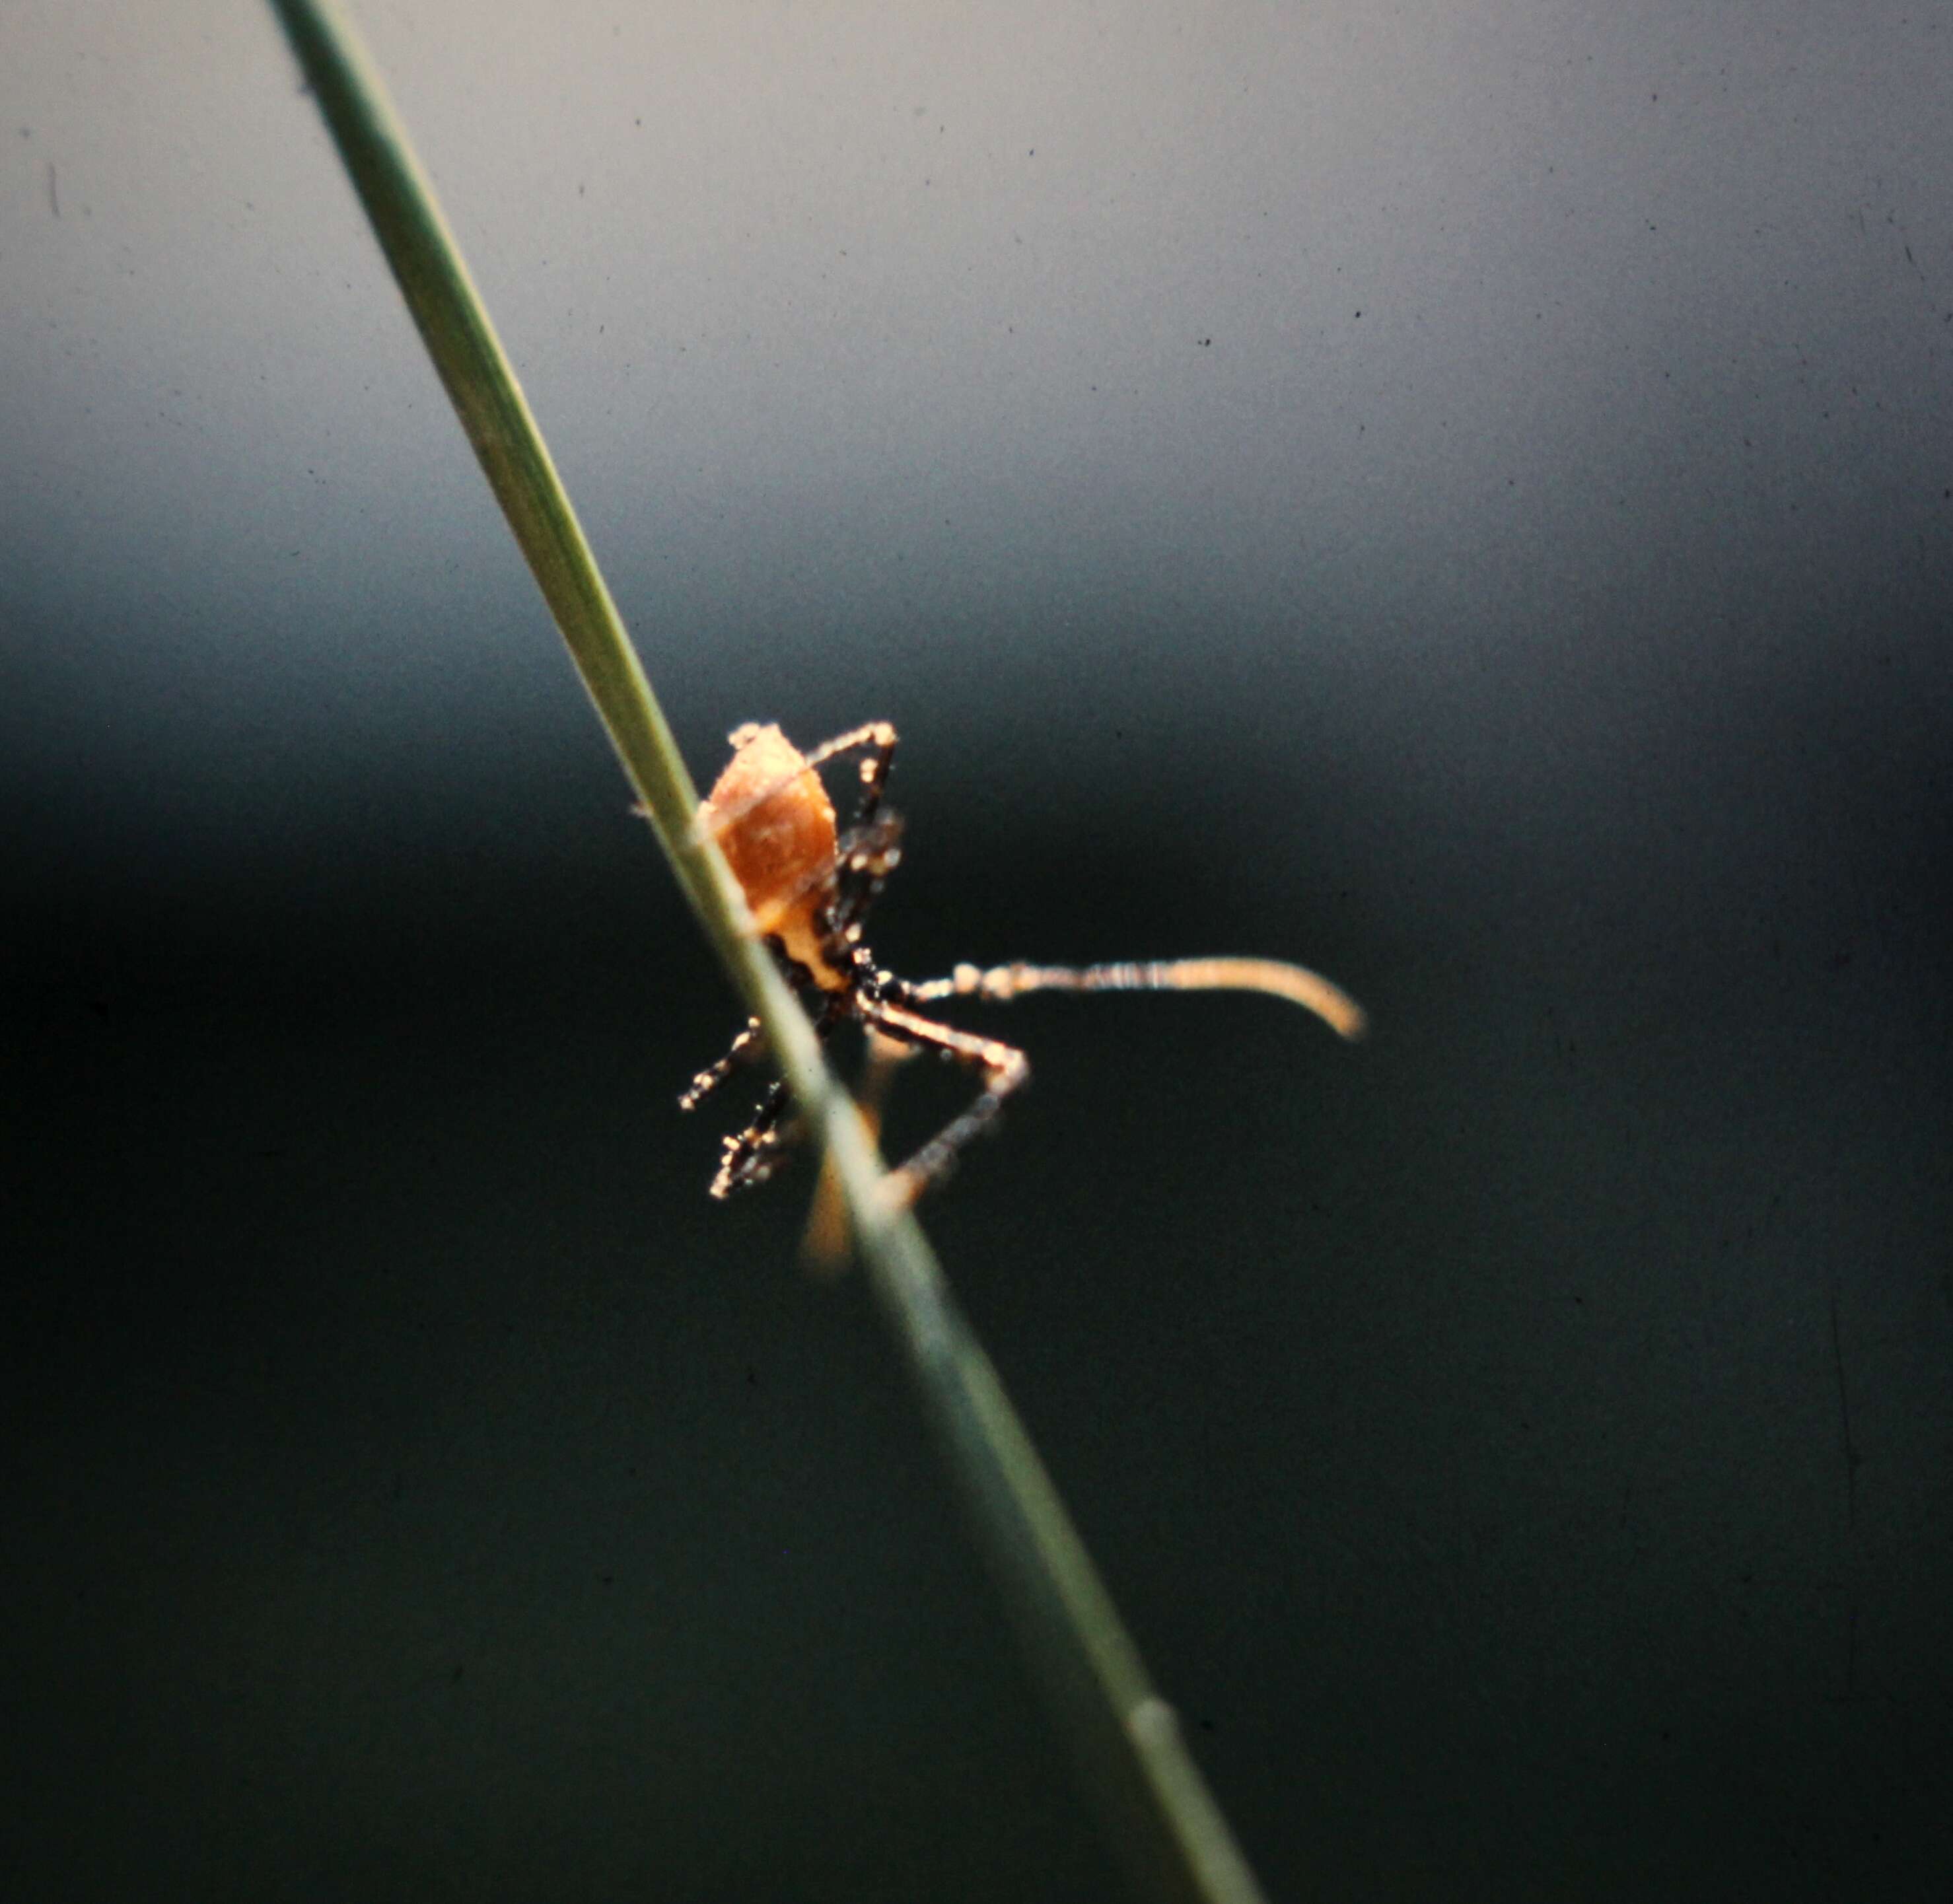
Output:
[[699, 724, 847, 988]]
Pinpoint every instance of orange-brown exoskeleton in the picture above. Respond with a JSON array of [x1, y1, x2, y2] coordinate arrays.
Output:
[[682, 721, 1365, 1211]]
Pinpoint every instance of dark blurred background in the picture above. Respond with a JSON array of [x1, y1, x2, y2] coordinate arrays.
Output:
[[5, 3, 1950, 1898]]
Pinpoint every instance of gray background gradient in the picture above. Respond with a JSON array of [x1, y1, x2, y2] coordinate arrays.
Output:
[[6, 3, 1950, 1898]]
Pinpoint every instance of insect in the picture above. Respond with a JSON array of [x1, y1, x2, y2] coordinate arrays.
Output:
[[682, 721, 1366, 1210]]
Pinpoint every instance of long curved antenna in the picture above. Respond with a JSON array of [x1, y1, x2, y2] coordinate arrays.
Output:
[[907, 956, 1368, 1041]]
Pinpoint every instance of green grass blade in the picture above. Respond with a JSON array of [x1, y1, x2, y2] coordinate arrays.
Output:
[[267, 5, 1275, 1897]]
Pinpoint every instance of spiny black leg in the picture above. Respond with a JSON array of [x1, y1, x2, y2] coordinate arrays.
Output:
[[705, 993, 849, 1197], [857, 1000, 1030, 1206], [831, 813, 904, 934], [835, 721, 898, 829], [680, 1016, 763, 1111], [692, 719, 901, 945], [797, 720, 898, 818], [828, 724, 900, 931], [816, 817, 905, 1003], [749, 812, 902, 972], [711, 1078, 793, 1198]]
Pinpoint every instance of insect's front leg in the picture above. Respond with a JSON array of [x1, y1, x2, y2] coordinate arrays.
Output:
[[711, 1076, 795, 1198], [680, 1016, 763, 1111], [698, 991, 850, 1197]]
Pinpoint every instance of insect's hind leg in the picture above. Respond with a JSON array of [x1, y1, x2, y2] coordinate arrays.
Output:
[[905, 956, 1367, 1041], [857, 999, 1030, 1208]]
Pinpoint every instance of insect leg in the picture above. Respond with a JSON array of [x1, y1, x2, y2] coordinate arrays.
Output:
[[680, 1016, 764, 1111], [703, 993, 849, 1197], [711, 1078, 795, 1198], [903, 956, 1367, 1041], [826, 810, 905, 956], [816, 723, 902, 933], [855, 1000, 1030, 1207], [799, 721, 899, 812]]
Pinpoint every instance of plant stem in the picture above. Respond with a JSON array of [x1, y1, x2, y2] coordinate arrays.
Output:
[[267, 5, 1275, 1898]]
